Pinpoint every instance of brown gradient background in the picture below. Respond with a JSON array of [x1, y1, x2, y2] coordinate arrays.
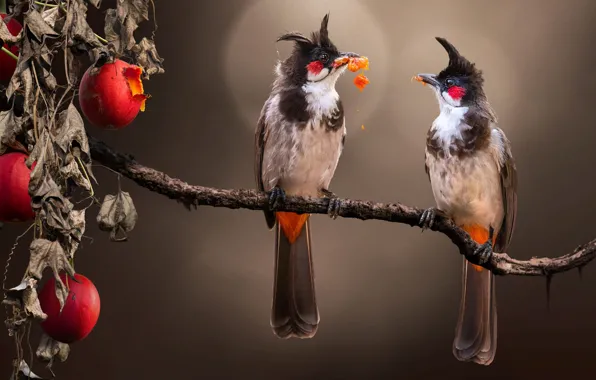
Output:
[[1, 0, 596, 378]]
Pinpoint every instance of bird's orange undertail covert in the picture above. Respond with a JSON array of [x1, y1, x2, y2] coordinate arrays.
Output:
[[276, 212, 310, 243], [461, 224, 497, 272]]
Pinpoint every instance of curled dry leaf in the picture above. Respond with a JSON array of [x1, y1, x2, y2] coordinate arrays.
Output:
[[104, 0, 150, 53], [3, 277, 47, 321], [37, 332, 70, 365], [9, 1, 29, 18], [63, 208, 86, 259], [30, 169, 77, 234], [41, 7, 61, 30], [61, 0, 103, 49], [59, 155, 92, 192], [131, 37, 165, 79], [10, 360, 43, 380], [27, 239, 75, 312], [55, 103, 93, 188], [0, 15, 21, 44], [6, 63, 33, 117], [0, 110, 27, 154], [97, 191, 138, 241], [25, 10, 60, 43]]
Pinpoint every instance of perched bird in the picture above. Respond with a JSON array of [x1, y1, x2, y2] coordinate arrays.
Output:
[[415, 37, 518, 365], [254, 14, 361, 339]]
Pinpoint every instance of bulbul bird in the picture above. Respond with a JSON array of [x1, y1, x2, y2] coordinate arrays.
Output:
[[416, 37, 518, 365], [254, 14, 360, 339]]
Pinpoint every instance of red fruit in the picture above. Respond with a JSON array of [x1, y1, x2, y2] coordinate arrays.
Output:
[[0, 13, 22, 83], [0, 152, 35, 222], [38, 273, 101, 344], [78, 59, 149, 129]]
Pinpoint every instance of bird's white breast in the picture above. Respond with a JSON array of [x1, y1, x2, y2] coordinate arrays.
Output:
[[280, 82, 345, 197], [426, 105, 504, 230]]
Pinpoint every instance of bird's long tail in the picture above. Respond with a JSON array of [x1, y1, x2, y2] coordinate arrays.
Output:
[[453, 224, 497, 365], [270, 212, 319, 339]]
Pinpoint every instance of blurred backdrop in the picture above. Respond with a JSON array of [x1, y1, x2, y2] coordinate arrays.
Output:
[[2, 0, 596, 378]]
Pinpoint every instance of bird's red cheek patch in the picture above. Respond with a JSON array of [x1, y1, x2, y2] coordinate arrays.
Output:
[[447, 86, 466, 100], [306, 61, 324, 75]]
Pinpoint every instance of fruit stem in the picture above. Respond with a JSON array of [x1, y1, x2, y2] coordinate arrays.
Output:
[[76, 155, 94, 197], [33, 1, 58, 7], [33, 1, 108, 44], [95, 34, 108, 44], [1, 46, 17, 60]]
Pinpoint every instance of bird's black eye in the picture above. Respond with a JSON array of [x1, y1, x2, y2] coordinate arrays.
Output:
[[319, 53, 329, 63], [445, 78, 455, 87]]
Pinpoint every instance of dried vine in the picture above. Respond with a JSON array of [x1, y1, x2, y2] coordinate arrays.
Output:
[[0, 0, 163, 378]]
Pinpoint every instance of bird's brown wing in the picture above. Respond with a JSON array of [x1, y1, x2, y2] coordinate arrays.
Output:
[[254, 106, 277, 229], [493, 127, 518, 253]]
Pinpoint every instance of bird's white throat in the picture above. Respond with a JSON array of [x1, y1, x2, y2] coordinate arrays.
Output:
[[432, 104, 471, 153], [302, 66, 345, 119]]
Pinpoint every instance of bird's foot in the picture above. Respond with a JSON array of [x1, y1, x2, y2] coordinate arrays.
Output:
[[321, 188, 342, 219], [419, 207, 443, 231], [468, 226, 495, 265], [269, 186, 286, 211]]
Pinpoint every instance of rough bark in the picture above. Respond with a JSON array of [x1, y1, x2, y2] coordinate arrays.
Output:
[[88, 134, 596, 277]]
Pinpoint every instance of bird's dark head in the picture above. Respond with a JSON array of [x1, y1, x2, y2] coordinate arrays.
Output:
[[276, 13, 360, 86], [415, 37, 485, 108]]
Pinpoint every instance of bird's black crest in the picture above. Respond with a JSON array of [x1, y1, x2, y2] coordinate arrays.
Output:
[[277, 13, 339, 54], [275, 13, 340, 86], [435, 37, 484, 87]]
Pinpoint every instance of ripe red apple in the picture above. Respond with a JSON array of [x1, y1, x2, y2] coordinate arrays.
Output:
[[78, 59, 148, 129], [38, 273, 101, 344], [0, 152, 35, 222], [0, 13, 22, 83]]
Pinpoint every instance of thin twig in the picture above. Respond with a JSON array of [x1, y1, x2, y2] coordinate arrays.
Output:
[[87, 134, 596, 277]]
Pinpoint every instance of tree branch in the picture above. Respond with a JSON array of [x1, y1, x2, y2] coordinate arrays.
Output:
[[87, 134, 596, 277]]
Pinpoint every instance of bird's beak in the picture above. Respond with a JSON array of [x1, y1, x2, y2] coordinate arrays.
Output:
[[414, 73, 440, 88], [333, 51, 361, 68]]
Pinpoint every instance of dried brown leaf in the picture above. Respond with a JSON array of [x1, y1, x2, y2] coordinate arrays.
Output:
[[41, 7, 62, 30], [64, 208, 86, 259], [32, 177, 75, 234], [104, 0, 150, 53], [37, 332, 70, 365], [0, 16, 21, 44], [9, 1, 29, 18], [131, 37, 164, 78], [24, 9, 60, 43], [10, 360, 43, 380], [97, 191, 138, 241], [6, 64, 33, 116], [59, 154, 91, 191], [3, 277, 47, 321], [27, 239, 75, 311], [0, 110, 26, 154], [55, 103, 90, 160], [61, 0, 102, 49], [66, 47, 82, 85], [103, 9, 120, 51]]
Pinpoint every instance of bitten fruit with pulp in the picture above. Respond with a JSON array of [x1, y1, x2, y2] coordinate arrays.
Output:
[[78, 59, 148, 129]]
